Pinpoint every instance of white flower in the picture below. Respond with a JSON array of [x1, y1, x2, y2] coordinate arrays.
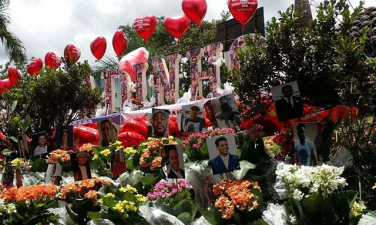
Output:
[[262, 203, 288, 225], [6, 203, 16, 214], [290, 215, 297, 224], [292, 189, 304, 201], [128, 82, 136, 93]]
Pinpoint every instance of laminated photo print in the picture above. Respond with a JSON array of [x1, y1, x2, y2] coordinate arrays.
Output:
[[271, 81, 303, 122], [148, 109, 169, 138], [97, 118, 119, 147], [204, 100, 218, 128], [45, 163, 63, 185], [180, 104, 206, 134], [56, 125, 74, 150], [210, 94, 241, 128], [293, 122, 322, 166], [18, 134, 30, 160], [207, 133, 240, 175], [32, 131, 48, 159], [71, 152, 92, 181], [164, 144, 185, 179], [112, 148, 127, 178]]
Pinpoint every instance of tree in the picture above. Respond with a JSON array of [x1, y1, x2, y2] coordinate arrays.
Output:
[[1, 60, 102, 139], [230, 0, 376, 209], [0, 0, 26, 63]]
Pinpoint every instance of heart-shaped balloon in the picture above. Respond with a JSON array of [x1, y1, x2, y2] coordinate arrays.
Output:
[[8, 67, 21, 86], [1, 79, 13, 91], [73, 126, 99, 147], [90, 36, 107, 61], [26, 58, 43, 76], [133, 15, 157, 42], [119, 47, 149, 81], [112, 30, 128, 57], [182, 0, 207, 26], [164, 15, 191, 40], [64, 44, 81, 63], [228, 0, 258, 28], [45, 52, 62, 69]]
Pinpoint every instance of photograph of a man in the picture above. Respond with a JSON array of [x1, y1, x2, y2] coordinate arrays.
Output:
[[32, 132, 48, 159], [97, 119, 118, 147], [208, 134, 240, 175], [72, 152, 92, 181], [272, 81, 303, 122], [165, 145, 185, 179], [213, 94, 241, 128], [294, 123, 319, 166], [149, 109, 169, 138], [112, 148, 127, 178], [182, 104, 206, 134]]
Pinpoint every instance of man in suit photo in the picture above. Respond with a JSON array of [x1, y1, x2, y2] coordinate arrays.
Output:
[[209, 136, 240, 175], [275, 84, 303, 122], [166, 145, 185, 179]]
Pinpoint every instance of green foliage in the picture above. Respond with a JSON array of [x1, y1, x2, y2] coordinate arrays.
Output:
[[5, 199, 58, 225], [2, 61, 102, 136], [230, 0, 376, 118]]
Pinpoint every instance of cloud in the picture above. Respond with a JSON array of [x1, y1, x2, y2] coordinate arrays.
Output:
[[0, 0, 372, 66]]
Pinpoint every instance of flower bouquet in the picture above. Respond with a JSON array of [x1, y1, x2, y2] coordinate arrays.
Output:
[[121, 137, 177, 195], [198, 179, 264, 224], [147, 180, 196, 224], [0, 184, 59, 225], [88, 184, 147, 225], [276, 163, 359, 224], [46, 149, 71, 172], [60, 178, 111, 224]]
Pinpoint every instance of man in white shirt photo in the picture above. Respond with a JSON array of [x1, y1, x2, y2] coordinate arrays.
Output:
[[209, 136, 240, 175], [166, 145, 185, 179]]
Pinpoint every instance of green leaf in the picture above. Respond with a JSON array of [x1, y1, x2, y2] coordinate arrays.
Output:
[[103, 196, 116, 209], [13, 117, 20, 123], [301, 194, 325, 215], [197, 204, 226, 225], [172, 199, 197, 224], [139, 172, 161, 185], [9, 136, 18, 143], [2, 149, 12, 156], [11, 100, 17, 112], [177, 212, 191, 224]]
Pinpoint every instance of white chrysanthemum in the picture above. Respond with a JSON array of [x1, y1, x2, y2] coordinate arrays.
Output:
[[262, 203, 288, 225], [6, 203, 16, 214]]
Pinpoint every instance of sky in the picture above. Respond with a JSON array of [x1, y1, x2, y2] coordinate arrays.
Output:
[[0, 0, 373, 66]]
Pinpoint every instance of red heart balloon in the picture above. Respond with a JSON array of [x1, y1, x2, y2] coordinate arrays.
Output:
[[228, 0, 258, 28], [45, 52, 62, 69], [8, 67, 21, 86], [2, 78, 13, 91], [182, 0, 207, 26], [112, 30, 128, 57], [119, 47, 149, 81], [64, 44, 81, 63], [73, 126, 99, 147], [26, 58, 43, 76], [164, 15, 191, 40], [90, 36, 107, 61], [118, 131, 146, 148], [133, 15, 157, 42]]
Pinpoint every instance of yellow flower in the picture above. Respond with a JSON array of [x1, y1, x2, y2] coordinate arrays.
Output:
[[124, 147, 136, 155], [120, 185, 137, 194], [147, 137, 155, 141], [168, 136, 174, 141], [135, 194, 146, 203], [11, 158, 24, 167], [93, 154, 99, 160], [113, 202, 124, 213], [100, 149, 111, 157], [98, 198, 104, 204], [104, 193, 115, 199], [373, 183, 376, 189]]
